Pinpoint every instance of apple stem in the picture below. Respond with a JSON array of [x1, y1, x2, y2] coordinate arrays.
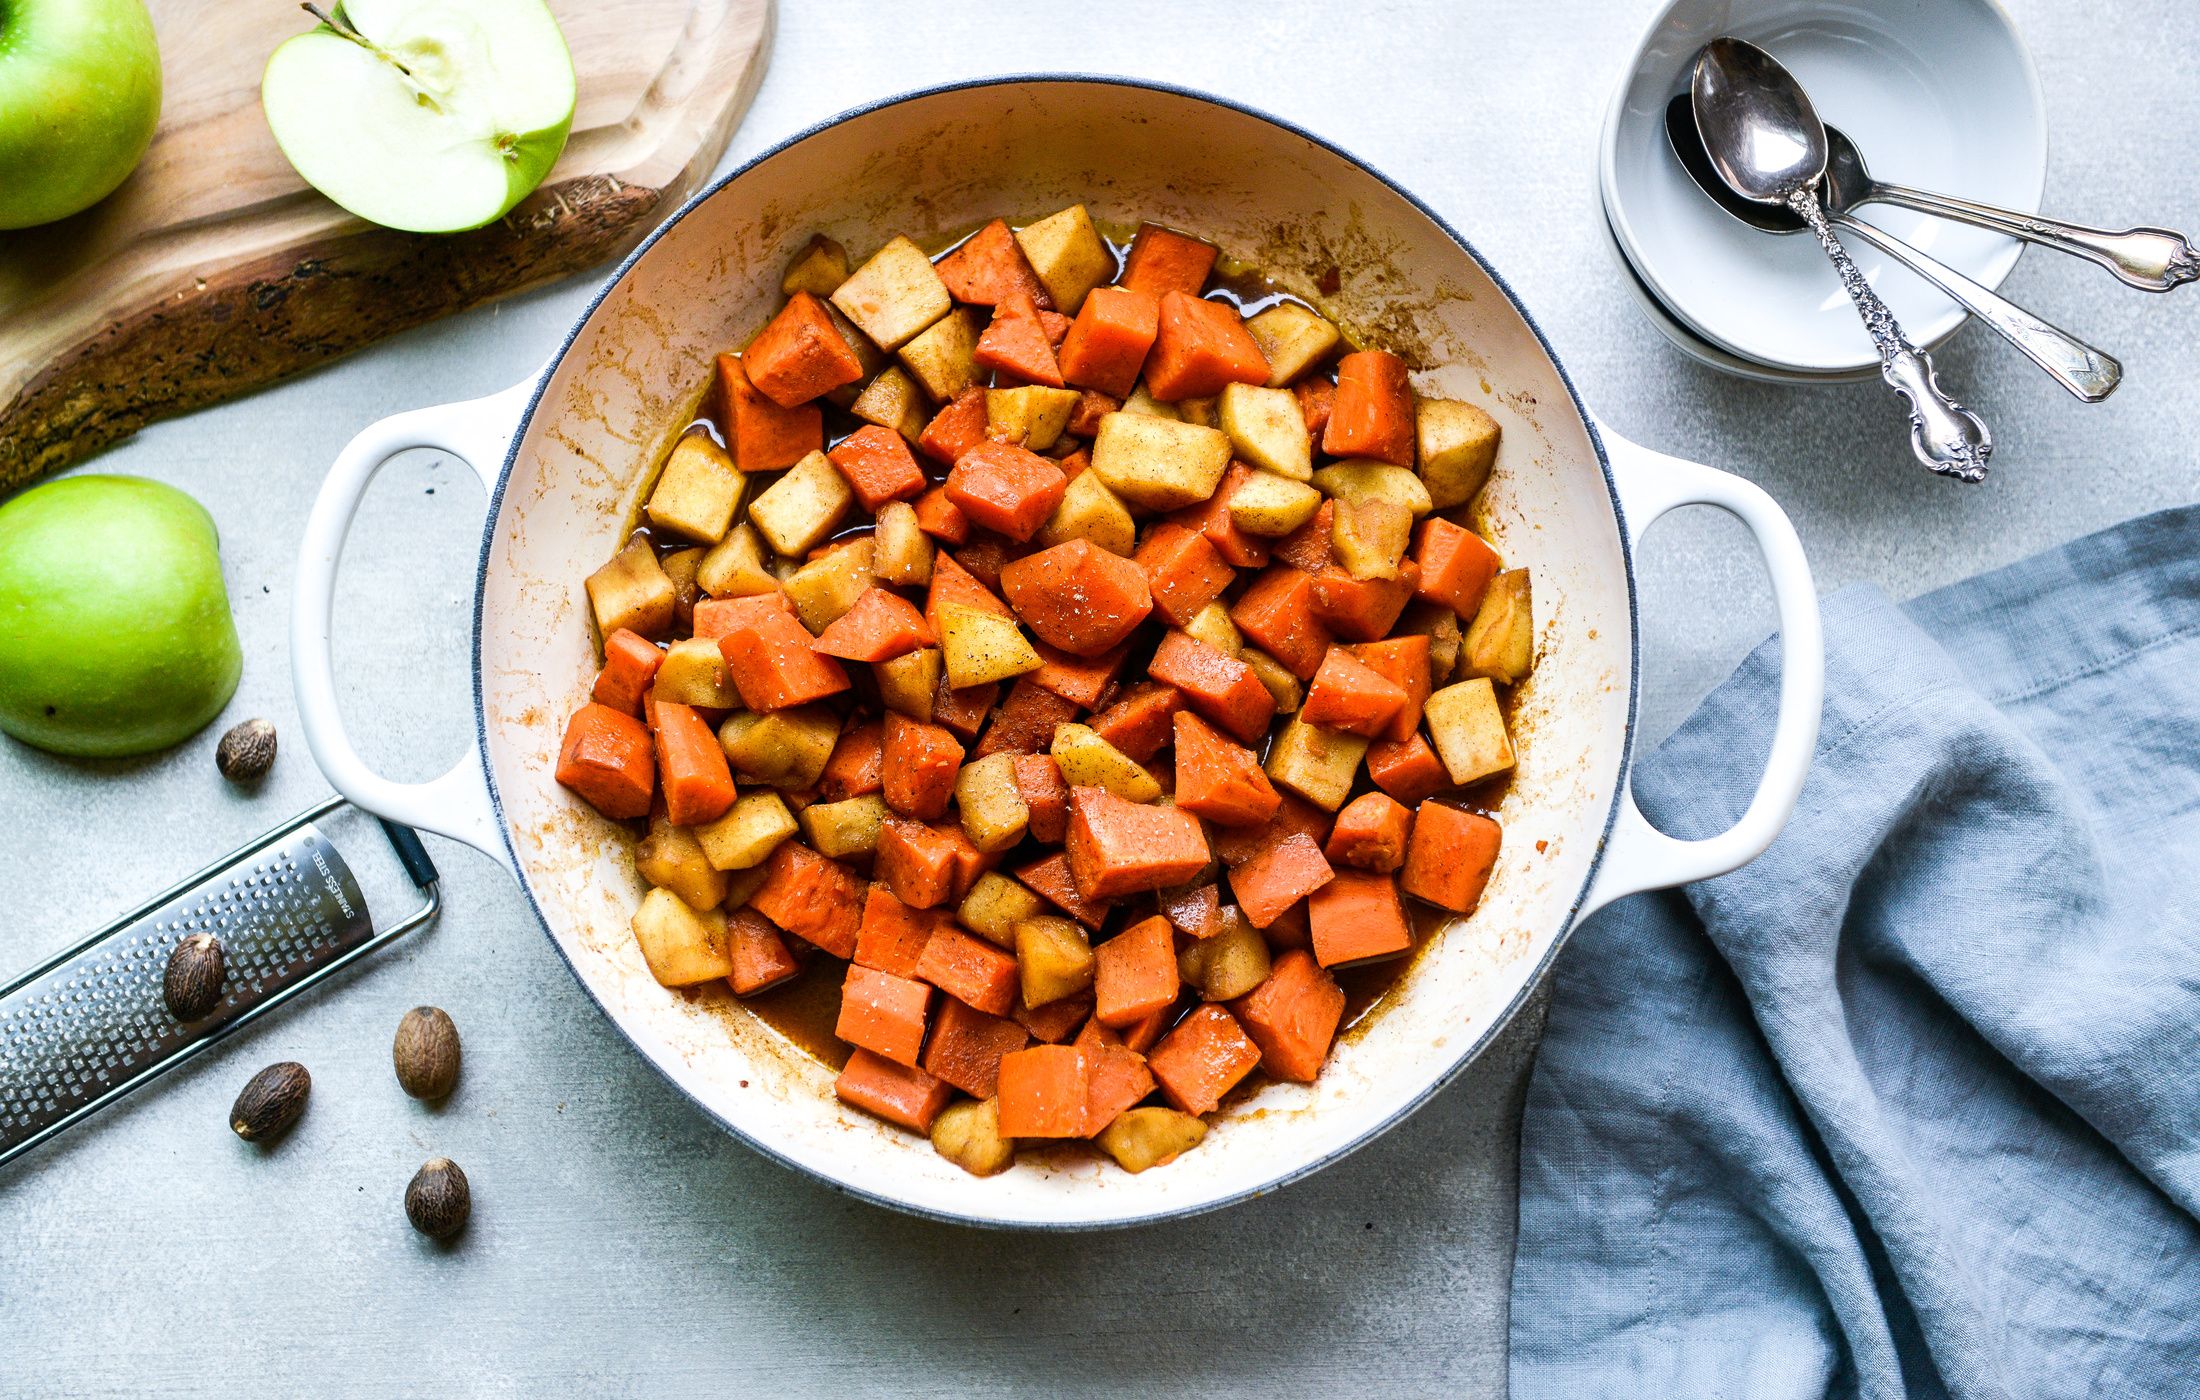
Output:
[[299, 2, 446, 110]]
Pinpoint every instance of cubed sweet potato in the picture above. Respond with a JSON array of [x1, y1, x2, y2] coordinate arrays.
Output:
[[1401, 802, 1502, 914], [1307, 870, 1413, 966], [1065, 786, 1212, 900], [1147, 1004, 1261, 1115], [1231, 949, 1345, 1082], [1094, 915, 1181, 1028]]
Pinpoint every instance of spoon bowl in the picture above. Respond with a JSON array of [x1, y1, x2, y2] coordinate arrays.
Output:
[[1690, 37, 1827, 205]]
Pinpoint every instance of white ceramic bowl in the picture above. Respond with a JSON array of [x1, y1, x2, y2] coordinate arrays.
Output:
[[1601, 0, 2046, 375], [292, 78, 1824, 1229]]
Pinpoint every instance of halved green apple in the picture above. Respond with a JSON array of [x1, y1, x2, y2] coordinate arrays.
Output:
[[262, 0, 575, 234]]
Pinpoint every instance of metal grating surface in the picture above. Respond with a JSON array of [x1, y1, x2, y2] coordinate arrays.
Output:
[[0, 824, 372, 1153]]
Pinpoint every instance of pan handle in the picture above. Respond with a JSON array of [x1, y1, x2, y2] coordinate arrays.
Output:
[[1576, 426, 1825, 919], [291, 375, 540, 877]]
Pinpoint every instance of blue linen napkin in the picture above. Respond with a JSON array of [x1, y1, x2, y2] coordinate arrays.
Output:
[[1510, 505, 2200, 1398]]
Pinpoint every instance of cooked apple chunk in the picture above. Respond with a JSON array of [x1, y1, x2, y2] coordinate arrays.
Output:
[[1227, 472, 1323, 537], [652, 637, 741, 708], [1121, 382, 1182, 420], [748, 450, 853, 557], [695, 522, 778, 599], [694, 791, 799, 871], [631, 887, 732, 987], [1424, 677, 1515, 784], [718, 706, 841, 789], [1052, 723, 1161, 802], [1217, 383, 1312, 481], [1312, 461, 1433, 517], [1245, 302, 1341, 386], [645, 431, 745, 544], [1013, 204, 1115, 312], [1183, 600, 1242, 658], [876, 646, 942, 720], [938, 603, 1041, 689], [799, 794, 893, 860], [782, 233, 850, 298], [783, 539, 876, 634], [931, 1097, 1017, 1177], [959, 870, 1046, 947], [1178, 918, 1270, 1001], [1037, 469, 1137, 557], [831, 234, 952, 351], [586, 535, 677, 641], [1458, 567, 1533, 683], [956, 753, 1031, 853], [1332, 498, 1413, 581], [635, 816, 729, 912], [872, 501, 935, 586], [1015, 915, 1095, 1007], [1241, 647, 1303, 714], [898, 306, 985, 402], [851, 365, 931, 442], [987, 386, 1081, 452], [1264, 716, 1370, 811], [1416, 397, 1502, 509], [1095, 1106, 1206, 1173], [1090, 412, 1233, 510]]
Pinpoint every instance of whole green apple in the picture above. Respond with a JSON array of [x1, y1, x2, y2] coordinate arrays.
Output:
[[0, 0, 163, 230], [0, 476, 243, 758], [262, 0, 575, 234]]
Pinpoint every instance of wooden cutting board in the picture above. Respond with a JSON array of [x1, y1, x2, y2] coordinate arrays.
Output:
[[0, 0, 773, 491]]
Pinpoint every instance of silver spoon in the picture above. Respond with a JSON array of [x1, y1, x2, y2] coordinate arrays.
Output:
[[1665, 95, 2121, 403], [1821, 129, 2199, 293], [1692, 37, 1992, 482]]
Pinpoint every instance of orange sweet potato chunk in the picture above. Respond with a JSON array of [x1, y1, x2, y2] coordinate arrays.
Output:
[[1057, 287, 1159, 399], [996, 1044, 1090, 1137], [1134, 522, 1236, 628], [836, 964, 933, 1066], [746, 291, 865, 408], [854, 884, 943, 977], [1299, 646, 1409, 739], [882, 712, 965, 821], [1171, 709, 1280, 828], [1065, 786, 1212, 900], [750, 841, 864, 958], [946, 440, 1068, 543], [1147, 1004, 1261, 1116], [1144, 291, 1270, 401], [915, 923, 1021, 1016], [918, 388, 991, 470], [1094, 915, 1180, 1028], [1307, 870, 1412, 967], [938, 219, 1054, 308], [836, 1048, 953, 1133], [922, 995, 1031, 1098], [1148, 631, 1276, 746], [1229, 830, 1335, 929], [592, 629, 664, 715], [556, 703, 655, 820], [1118, 223, 1218, 299], [727, 908, 803, 996], [1401, 802, 1503, 914], [998, 540, 1154, 658], [1231, 566, 1332, 680], [1321, 349, 1414, 466], [812, 587, 935, 663], [1231, 949, 1345, 1082], [1415, 517, 1503, 619], [714, 353, 821, 474], [828, 425, 929, 511], [1086, 682, 1184, 764], [1367, 733, 1450, 804], [1325, 791, 1413, 873]]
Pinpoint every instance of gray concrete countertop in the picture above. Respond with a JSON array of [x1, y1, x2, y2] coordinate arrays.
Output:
[[3, 2, 2194, 1394]]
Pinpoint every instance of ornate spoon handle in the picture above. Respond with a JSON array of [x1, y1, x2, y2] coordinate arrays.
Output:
[[1865, 183, 2199, 293], [1788, 187, 1992, 482], [1829, 212, 2122, 403]]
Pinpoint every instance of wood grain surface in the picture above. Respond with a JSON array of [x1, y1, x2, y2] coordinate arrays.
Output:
[[0, 0, 773, 491]]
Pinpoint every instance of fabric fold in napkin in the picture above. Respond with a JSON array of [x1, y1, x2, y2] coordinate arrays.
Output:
[[1510, 505, 2200, 1398]]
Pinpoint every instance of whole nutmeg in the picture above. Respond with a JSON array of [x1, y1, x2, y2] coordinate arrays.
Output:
[[392, 1006, 461, 1100], [215, 719, 278, 784], [405, 1158, 471, 1239], [230, 1061, 310, 1142], [163, 932, 226, 1020]]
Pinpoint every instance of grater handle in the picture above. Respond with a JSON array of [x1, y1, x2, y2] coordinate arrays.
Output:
[[292, 376, 538, 877], [379, 820, 440, 890]]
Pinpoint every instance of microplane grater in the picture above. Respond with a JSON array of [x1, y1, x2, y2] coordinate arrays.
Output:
[[0, 795, 441, 1168]]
